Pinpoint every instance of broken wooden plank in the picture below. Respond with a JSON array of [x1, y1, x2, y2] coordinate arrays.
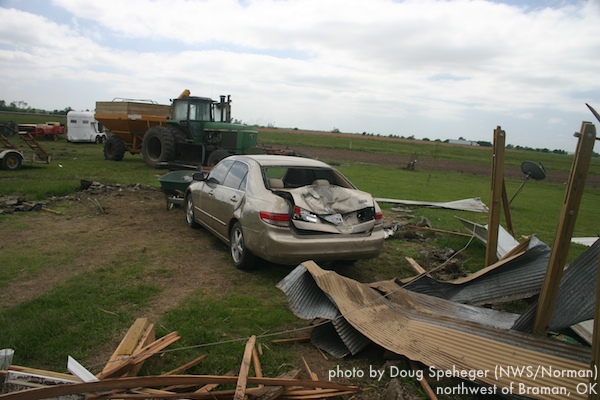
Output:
[[233, 335, 256, 400], [101, 318, 150, 376], [248, 369, 301, 400], [405, 257, 427, 276], [485, 126, 506, 267], [534, 122, 596, 334], [0, 375, 359, 400], [163, 354, 207, 376], [97, 331, 180, 380]]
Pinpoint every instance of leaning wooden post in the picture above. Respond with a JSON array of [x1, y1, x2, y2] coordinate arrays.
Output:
[[533, 122, 596, 334], [590, 250, 600, 400], [485, 126, 505, 266]]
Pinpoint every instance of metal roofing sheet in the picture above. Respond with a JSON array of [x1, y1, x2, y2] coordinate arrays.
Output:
[[400, 236, 551, 305], [279, 261, 591, 400], [513, 238, 600, 332]]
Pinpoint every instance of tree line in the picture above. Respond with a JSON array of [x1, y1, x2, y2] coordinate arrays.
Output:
[[0, 100, 72, 115]]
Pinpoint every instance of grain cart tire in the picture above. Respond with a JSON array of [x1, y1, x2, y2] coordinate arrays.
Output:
[[207, 149, 230, 167], [1, 151, 23, 171], [104, 136, 126, 161], [142, 126, 176, 168], [229, 221, 257, 270]]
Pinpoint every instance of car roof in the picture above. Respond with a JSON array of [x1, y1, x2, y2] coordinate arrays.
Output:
[[228, 154, 332, 168]]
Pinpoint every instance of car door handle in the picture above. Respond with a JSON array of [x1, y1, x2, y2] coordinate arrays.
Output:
[[230, 195, 238, 202], [208, 190, 215, 196]]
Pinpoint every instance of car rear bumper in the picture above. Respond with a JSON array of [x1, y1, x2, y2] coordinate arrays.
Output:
[[244, 225, 385, 265]]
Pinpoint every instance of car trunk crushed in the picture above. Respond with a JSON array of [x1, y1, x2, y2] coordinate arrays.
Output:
[[280, 184, 379, 235]]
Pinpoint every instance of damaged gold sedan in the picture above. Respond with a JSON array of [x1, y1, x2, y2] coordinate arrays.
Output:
[[185, 155, 385, 269]]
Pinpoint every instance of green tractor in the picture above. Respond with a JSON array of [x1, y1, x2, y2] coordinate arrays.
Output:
[[96, 90, 261, 168]]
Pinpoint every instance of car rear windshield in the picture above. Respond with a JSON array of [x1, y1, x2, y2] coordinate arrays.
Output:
[[263, 166, 350, 189]]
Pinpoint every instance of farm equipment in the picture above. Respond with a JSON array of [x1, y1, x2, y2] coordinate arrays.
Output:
[[95, 90, 262, 168], [18, 122, 65, 140], [0, 132, 51, 171]]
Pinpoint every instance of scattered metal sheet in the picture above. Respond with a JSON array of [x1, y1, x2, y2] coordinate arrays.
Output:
[[399, 236, 551, 306], [571, 237, 599, 247], [512, 238, 600, 332], [279, 261, 591, 400], [458, 217, 520, 259], [309, 319, 371, 358], [374, 197, 489, 213]]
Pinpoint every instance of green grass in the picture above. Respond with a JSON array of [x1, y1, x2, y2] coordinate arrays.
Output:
[[0, 112, 67, 126], [258, 128, 600, 174], [0, 265, 159, 369], [0, 138, 161, 199], [1, 130, 599, 387]]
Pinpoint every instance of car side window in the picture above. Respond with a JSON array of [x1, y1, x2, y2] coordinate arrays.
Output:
[[207, 159, 234, 184], [222, 161, 248, 191]]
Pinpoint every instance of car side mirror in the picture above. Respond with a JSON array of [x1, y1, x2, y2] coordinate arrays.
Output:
[[192, 172, 206, 181]]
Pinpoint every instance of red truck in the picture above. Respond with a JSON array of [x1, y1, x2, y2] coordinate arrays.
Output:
[[18, 122, 65, 140]]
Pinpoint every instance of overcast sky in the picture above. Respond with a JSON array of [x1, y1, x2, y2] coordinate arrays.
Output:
[[1, 0, 599, 152]]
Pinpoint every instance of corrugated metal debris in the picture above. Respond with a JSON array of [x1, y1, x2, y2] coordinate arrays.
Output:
[[513, 238, 600, 332], [278, 260, 592, 400], [398, 235, 552, 306]]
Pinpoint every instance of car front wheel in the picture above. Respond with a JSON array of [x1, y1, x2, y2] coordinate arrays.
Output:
[[185, 193, 199, 228], [229, 222, 257, 270]]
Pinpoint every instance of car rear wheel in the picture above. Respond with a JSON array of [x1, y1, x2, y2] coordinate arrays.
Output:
[[185, 193, 199, 228], [229, 222, 257, 270]]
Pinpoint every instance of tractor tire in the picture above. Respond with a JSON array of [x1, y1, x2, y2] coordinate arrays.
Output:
[[104, 136, 126, 161], [1, 152, 23, 171], [142, 126, 176, 168], [207, 149, 230, 167]]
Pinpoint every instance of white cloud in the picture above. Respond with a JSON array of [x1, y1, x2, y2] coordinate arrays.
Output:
[[0, 0, 598, 151]]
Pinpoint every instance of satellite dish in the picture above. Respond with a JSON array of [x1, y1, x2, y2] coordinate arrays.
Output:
[[509, 161, 546, 205], [521, 161, 546, 181]]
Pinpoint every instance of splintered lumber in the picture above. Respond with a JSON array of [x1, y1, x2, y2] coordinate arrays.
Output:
[[405, 257, 427, 276], [101, 318, 153, 377], [7, 366, 78, 382], [233, 335, 256, 400], [97, 331, 180, 380], [249, 369, 301, 400], [301, 356, 318, 382], [194, 370, 235, 393], [0, 375, 359, 400], [163, 354, 207, 376]]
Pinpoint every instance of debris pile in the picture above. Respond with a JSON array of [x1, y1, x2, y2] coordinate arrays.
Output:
[[1, 318, 360, 399]]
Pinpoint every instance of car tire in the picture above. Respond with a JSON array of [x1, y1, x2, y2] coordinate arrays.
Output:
[[229, 221, 257, 270], [185, 193, 200, 228]]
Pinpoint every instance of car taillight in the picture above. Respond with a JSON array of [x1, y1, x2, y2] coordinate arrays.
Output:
[[374, 211, 383, 226], [259, 211, 290, 227], [293, 206, 318, 223]]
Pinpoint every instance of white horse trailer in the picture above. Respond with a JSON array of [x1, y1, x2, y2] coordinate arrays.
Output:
[[67, 111, 106, 143]]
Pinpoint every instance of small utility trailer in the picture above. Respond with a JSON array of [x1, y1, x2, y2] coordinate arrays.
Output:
[[0, 132, 51, 171]]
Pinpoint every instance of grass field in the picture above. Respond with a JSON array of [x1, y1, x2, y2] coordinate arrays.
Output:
[[1, 123, 599, 397]]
